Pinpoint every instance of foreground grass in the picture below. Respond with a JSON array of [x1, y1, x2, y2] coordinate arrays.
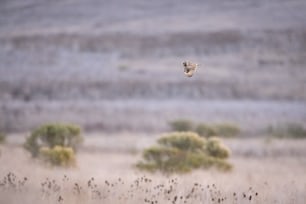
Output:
[[0, 166, 305, 204], [0, 138, 306, 204], [0, 172, 262, 204]]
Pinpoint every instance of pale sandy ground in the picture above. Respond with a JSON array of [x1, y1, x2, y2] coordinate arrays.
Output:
[[1, 135, 306, 204]]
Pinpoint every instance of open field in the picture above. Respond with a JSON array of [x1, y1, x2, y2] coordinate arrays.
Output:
[[1, 136, 306, 204], [1, 1, 306, 203]]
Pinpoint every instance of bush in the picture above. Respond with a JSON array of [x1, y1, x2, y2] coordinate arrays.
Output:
[[169, 119, 194, 132], [267, 123, 306, 139], [169, 120, 241, 138], [214, 123, 240, 138], [0, 133, 5, 144], [195, 124, 217, 137], [136, 132, 232, 174], [204, 137, 230, 159], [195, 123, 240, 138], [40, 146, 76, 167], [24, 123, 83, 157], [158, 132, 206, 151]]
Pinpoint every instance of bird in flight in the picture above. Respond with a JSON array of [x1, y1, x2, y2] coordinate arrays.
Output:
[[183, 61, 199, 77]]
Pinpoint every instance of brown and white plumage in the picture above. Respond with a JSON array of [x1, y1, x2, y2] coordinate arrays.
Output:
[[183, 61, 198, 77]]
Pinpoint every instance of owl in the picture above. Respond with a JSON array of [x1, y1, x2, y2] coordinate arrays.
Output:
[[183, 61, 198, 77]]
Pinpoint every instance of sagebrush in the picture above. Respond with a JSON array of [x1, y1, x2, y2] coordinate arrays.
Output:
[[39, 146, 76, 167], [169, 119, 194, 132], [136, 132, 232, 173], [267, 123, 306, 138], [195, 124, 217, 137], [24, 123, 83, 157], [0, 133, 5, 144], [170, 119, 240, 138]]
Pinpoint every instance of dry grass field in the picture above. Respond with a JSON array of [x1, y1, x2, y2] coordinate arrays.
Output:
[[1, 0, 306, 203], [1, 136, 306, 204]]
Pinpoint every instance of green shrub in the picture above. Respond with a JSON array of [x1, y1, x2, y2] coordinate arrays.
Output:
[[195, 124, 217, 137], [0, 133, 5, 144], [24, 123, 83, 157], [136, 132, 232, 174], [39, 146, 76, 167], [267, 123, 306, 139], [204, 137, 230, 159], [195, 123, 240, 138], [214, 123, 240, 138], [158, 132, 205, 151], [169, 119, 194, 132]]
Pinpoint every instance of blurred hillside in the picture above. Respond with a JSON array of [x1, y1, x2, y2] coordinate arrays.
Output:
[[0, 0, 305, 133]]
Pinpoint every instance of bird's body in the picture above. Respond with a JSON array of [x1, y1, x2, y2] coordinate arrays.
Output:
[[183, 61, 198, 77]]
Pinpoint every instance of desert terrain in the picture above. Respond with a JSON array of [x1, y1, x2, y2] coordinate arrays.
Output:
[[1, 136, 306, 204], [0, 0, 306, 203]]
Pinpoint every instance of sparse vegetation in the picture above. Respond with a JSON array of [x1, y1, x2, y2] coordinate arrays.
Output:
[[195, 124, 217, 137], [136, 132, 232, 173], [267, 123, 306, 139], [0, 1, 305, 203], [169, 119, 194, 132], [23, 123, 82, 167], [0, 133, 5, 144], [170, 119, 241, 138], [205, 137, 230, 159], [0, 172, 264, 204], [0, 138, 305, 204], [196, 123, 240, 138], [39, 146, 76, 167], [214, 123, 241, 138], [24, 123, 83, 158]]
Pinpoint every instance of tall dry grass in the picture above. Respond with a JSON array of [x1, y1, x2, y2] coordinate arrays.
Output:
[[1, 137, 306, 204]]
